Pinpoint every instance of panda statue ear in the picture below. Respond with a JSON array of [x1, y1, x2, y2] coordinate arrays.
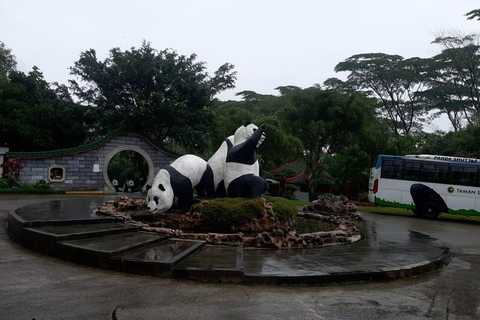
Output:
[[244, 121, 251, 127], [146, 185, 152, 191]]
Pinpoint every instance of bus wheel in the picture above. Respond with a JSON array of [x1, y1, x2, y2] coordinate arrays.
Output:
[[420, 201, 440, 219]]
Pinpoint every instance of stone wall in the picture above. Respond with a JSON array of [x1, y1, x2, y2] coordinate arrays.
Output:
[[15, 133, 178, 193]]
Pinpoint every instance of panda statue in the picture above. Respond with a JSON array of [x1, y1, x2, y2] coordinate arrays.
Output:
[[146, 154, 214, 214], [208, 121, 266, 197], [207, 134, 234, 197], [224, 122, 268, 198]]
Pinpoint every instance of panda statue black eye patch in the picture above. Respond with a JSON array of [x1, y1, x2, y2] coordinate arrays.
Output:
[[158, 184, 166, 192], [154, 196, 159, 204]]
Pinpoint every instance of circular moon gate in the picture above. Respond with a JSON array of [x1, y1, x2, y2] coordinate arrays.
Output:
[[103, 145, 155, 194]]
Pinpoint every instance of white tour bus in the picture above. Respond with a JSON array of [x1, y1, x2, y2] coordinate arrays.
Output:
[[368, 154, 480, 219]]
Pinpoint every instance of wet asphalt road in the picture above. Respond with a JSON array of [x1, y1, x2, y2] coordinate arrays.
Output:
[[1, 194, 480, 320]]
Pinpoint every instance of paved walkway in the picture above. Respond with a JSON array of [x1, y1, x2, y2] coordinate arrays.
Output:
[[5, 195, 451, 285]]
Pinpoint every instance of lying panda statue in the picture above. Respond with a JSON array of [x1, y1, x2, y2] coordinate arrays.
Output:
[[146, 154, 214, 214], [207, 121, 266, 197], [224, 123, 267, 198]]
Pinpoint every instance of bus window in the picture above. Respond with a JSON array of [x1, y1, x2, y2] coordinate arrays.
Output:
[[434, 163, 448, 183], [421, 162, 435, 182], [422, 162, 448, 184], [381, 159, 403, 179], [449, 165, 478, 186], [404, 160, 421, 181]]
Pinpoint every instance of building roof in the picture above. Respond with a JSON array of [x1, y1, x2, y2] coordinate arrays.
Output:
[[268, 157, 333, 185], [268, 159, 309, 184]]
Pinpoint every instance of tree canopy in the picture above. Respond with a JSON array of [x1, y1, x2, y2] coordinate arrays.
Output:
[[0, 67, 90, 151], [334, 53, 429, 136], [69, 41, 237, 153]]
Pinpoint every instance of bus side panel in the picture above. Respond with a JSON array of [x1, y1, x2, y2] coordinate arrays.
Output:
[[414, 183, 479, 215], [401, 191, 413, 207], [447, 195, 476, 212], [475, 198, 480, 213], [376, 179, 415, 207]]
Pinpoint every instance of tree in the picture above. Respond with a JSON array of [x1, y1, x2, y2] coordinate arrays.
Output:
[[235, 90, 282, 117], [209, 99, 302, 170], [466, 9, 480, 21], [427, 32, 480, 128], [0, 67, 90, 151], [0, 41, 17, 77], [335, 53, 429, 136], [69, 41, 237, 153], [309, 144, 370, 196], [278, 86, 374, 169], [418, 125, 480, 158]]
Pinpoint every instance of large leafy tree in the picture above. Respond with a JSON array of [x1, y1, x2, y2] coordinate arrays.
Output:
[[209, 98, 302, 170], [0, 67, 90, 151], [424, 32, 480, 129], [69, 41, 237, 153], [278, 86, 374, 168], [335, 53, 429, 136]]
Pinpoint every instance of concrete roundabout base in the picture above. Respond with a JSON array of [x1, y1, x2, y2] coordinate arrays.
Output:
[[7, 198, 451, 286]]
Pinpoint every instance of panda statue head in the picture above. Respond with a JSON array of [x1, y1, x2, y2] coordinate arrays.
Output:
[[145, 170, 174, 214], [234, 121, 265, 147]]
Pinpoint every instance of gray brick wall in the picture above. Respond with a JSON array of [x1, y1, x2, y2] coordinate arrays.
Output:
[[18, 134, 178, 192]]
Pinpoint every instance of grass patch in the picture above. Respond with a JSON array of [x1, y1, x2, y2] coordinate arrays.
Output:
[[190, 196, 299, 232], [263, 195, 298, 220], [281, 198, 311, 207], [191, 198, 264, 232], [358, 205, 480, 223], [295, 217, 336, 233], [0, 179, 65, 194]]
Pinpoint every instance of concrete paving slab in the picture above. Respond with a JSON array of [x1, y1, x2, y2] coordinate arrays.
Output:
[[59, 232, 165, 255], [25, 222, 137, 237], [13, 198, 107, 221], [111, 239, 205, 277], [115, 239, 204, 264]]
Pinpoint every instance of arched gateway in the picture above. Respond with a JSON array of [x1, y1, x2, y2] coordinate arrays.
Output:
[[5, 131, 178, 194]]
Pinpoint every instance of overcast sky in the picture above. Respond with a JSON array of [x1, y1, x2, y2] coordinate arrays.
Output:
[[1, 0, 479, 111]]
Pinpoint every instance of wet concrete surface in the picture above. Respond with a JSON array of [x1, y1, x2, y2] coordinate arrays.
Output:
[[26, 222, 134, 236], [241, 223, 444, 277], [7, 196, 449, 284], [13, 197, 108, 222], [2, 194, 480, 319], [116, 239, 205, 263]]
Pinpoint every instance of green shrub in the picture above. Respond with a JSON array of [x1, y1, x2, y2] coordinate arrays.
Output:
[[191, 198, 264, 231], [263, 195, 298, 220], [0, 180, 65, 194], [0, 178, 11, 189], [190, 196, 299, 232]]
